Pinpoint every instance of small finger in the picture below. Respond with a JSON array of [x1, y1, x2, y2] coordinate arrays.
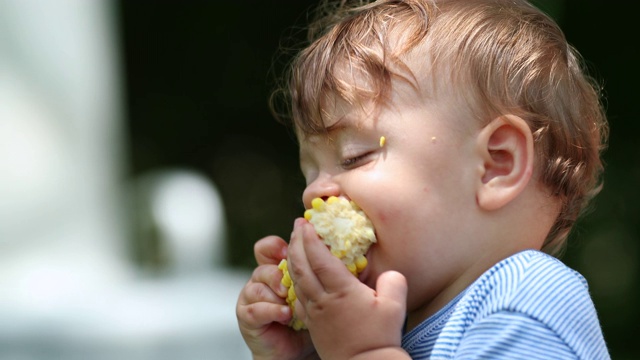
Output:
[[250, 264, 288, 298], [300, 221, 353, 293], [254, 235, 288, 266], [241, 280, 287, 306], [288, 218, 322, 304], [292, 298, 307, 326], [237, 301, 292, 329]]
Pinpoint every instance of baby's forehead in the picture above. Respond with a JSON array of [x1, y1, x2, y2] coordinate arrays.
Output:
[[298, 88, 385, 132], [295, 115, 368, 147]]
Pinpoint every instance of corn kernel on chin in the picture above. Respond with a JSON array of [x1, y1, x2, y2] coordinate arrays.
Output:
[[281, 196, 376, 330]]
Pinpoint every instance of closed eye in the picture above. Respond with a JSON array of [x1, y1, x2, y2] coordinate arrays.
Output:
[[340, 151, 373, 169]]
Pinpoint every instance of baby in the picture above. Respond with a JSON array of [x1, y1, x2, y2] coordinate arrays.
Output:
[[236, 0, 610, 358]]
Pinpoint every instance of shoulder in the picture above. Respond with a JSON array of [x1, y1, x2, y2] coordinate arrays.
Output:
[[484, 249, 585, 285], [494, 250, 588, 302], [489, 250, 589, 316], [468, 250, 596, 334], [450, 250, 609, 359]]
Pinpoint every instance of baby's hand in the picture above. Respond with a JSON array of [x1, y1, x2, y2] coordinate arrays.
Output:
[[288, 219, 410, 359], [236, 235, 317, 360]]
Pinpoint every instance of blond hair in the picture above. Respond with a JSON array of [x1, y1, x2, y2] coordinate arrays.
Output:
[[270, 0, 608, 256]]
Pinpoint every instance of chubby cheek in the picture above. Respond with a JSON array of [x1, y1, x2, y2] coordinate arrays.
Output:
[[360, 187, 436, 283], [367, 202, 421, 268]]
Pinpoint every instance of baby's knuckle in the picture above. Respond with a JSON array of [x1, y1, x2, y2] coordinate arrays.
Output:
[[250, 267, 262, 281], [268, 266, 284, 286], [245, 303, 257, 317], [249, 282, 270, 300], [236, 303, 252, 323], [290, 263, 305, 280]]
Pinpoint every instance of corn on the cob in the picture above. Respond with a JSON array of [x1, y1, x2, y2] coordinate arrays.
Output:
[[279, 196, 377, 330]]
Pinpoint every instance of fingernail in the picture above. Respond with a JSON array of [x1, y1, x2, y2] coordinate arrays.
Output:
[[280, 305, 291, 322]]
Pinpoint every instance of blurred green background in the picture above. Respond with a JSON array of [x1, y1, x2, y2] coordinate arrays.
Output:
[[118, 1, 639, 358]]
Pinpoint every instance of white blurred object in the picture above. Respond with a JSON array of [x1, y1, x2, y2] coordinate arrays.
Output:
[[0, 0, 251, 358], [0, 0, 127, 282], [0, 72, 69, 232], [151, 170, 227, 272]]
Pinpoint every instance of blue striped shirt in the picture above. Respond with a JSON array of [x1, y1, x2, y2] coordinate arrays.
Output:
[[402, 250, 610, 359]]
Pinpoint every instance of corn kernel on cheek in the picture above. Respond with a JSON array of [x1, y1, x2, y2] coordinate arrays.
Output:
[[280, 196, 377, 330]]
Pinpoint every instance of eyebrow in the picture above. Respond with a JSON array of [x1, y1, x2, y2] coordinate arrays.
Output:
[[298, 116, 349, 143], [325, 121, 348, 135]]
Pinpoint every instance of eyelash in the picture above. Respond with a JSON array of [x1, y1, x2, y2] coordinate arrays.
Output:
[[340, 152, 372, 169]]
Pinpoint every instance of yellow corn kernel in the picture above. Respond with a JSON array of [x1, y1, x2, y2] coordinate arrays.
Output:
[[326, 196, 339, 204], [347, 262, 357, 275], [355, 255, 368, 272], [281, 271, 292, 288], [291, 317, 305, 331], [379, 136, 386, 147], [278, 259, 287, 271], [331, 248, 346, 258], [287, 283, 296, 302], [304, 209, 312, 221], [311, 197, 325, 210]]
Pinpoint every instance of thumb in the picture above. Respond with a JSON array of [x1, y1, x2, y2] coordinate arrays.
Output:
[[375, 271, 408, 308]]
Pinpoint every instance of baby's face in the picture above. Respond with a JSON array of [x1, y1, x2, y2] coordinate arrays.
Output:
[[298, 84, 486, 317]]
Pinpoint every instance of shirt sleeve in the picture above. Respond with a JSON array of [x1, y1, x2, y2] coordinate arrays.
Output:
[[454, 311, 577, 359]]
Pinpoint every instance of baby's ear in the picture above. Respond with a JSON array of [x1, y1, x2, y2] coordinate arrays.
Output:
[[475, 115, 534, 211]]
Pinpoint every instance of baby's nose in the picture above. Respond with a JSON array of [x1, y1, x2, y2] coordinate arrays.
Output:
[[301, 174, 341, 209]]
